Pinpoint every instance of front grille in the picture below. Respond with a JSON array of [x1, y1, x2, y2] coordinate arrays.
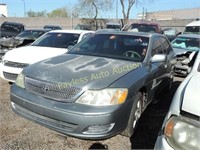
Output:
[[25, 77, 82, 102], [4, 61, 29, 68], [3, 72, 18, 81]]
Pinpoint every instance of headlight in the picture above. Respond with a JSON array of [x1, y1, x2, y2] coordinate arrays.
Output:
[[76, 88, 128, 106], [1, 55, 5, 63], [164, 116, 200, 150], [15, 72, 25, 88], [3, 49, 9, 53]]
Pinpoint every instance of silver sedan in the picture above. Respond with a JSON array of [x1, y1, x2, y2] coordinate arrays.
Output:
[[154, 50, 200, 150]]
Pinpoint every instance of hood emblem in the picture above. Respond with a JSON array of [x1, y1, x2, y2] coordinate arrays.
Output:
[[42, 85, 50, 92]]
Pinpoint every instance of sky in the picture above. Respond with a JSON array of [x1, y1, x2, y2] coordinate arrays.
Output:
[[0, 0, 200, 19]]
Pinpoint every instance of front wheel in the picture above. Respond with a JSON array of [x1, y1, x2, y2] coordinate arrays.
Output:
[[121, 92, 143, 137]]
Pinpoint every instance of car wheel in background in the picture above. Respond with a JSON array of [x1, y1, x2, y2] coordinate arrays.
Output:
[[165, 73, 174, 92]]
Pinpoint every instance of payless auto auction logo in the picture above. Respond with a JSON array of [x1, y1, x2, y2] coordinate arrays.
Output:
[[57, 63, 142, 89]]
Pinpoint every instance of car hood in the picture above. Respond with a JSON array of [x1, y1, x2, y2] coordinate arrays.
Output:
[[181, 73, 200, 117], [3, 46, 68, 64], [0, 37, 13, 47], [24, 54, 142, 90], [0, 37, 25, 48], [173, 47, 191, 55], [173, 47, 198, 56]]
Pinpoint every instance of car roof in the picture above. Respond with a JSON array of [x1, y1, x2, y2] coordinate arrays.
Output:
[[95, 30, 158, 38], [44, 25, 61, 27], [177, 34, 200, 38], [1, 21, 24, 26], [130, 22, 160, 26], [48, 29, 93, 34], [23, 29, 50, 32], [186, 20, 200, 26]]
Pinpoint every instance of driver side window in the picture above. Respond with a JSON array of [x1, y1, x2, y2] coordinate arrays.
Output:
[[152, 37, 163, 56]]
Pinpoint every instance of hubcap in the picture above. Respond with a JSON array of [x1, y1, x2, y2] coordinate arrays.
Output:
[[133, 100, 142, 128]]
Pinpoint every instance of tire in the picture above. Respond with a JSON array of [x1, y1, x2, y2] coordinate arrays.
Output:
[[165, 73, 174, 92], [121, 92, 143, 137]]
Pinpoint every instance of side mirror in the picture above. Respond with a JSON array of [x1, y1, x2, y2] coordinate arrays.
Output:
[[151, 54, 166, 63], [177, 32, 182, 35]]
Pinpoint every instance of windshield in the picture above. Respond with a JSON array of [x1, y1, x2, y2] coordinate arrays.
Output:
[[106, 24, 121, 30], [68, 34, 149, 62], [184, 26, 200, 34], [16, 30, 46, 39], [44, 26, 61, 30], [32, 32, 80, 48], [74, 24, 92, 30], [127, 24, 157, 33], [163, 28, 176, 36], [172, 37, 200, 51], [1, 23, 24, 33]]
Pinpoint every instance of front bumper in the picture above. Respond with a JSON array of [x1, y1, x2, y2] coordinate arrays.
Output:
[[0, 63, 23, 82], [10, 84, 132, 139], [154, 135, 174, 150]]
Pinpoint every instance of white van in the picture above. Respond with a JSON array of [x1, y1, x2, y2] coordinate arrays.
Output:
[[183, 20, 200, 34]]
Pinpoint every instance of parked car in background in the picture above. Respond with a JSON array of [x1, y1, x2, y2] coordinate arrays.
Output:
[[161, 28, 181, 42], [43, 25, 62, 30], [0, 29, 50, 59], [1, 29, 49, 48], [125, 22, 161, 33], [171, 34, 200, 76], [10, 31, 175, 140], [106, 22, 121, 30], [183, 20, 200, 34], [154, 50, 200, 150], [0, 30, 94, 82], [0, 21, 25, 38], [74, 24, 93, 31]]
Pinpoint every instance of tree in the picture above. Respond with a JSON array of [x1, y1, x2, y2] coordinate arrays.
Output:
[[26, 10, 47, 17], [48, 7, 69, 18], [120, 0, 137, 25], [76, 0, 113, 29]]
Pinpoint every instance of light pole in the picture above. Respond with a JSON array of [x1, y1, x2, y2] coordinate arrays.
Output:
[[116, 0, 118, 20], [22, 0, 26, 17]]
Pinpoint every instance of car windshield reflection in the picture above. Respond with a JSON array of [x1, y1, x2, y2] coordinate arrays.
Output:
[[68, 34, 149, 62], [32, 32, 80, 48]]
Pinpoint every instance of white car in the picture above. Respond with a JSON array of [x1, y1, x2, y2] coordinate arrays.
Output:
[[154, 50, 200, 150], [0, 30, 94, 82], [183, 20, 200, 34]]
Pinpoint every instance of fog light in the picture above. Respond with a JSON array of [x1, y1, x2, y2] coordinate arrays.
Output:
[[83, 123, 115, 134]]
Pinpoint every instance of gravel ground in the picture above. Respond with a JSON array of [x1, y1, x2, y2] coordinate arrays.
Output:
[[0, 77, 184, 150]]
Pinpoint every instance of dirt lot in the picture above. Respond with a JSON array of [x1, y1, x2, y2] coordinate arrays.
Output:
[[0, 77, 183, 150]]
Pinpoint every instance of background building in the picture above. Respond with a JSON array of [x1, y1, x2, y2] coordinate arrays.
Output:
[[137, 7, 200, 20], [0, 4, 7, 17]]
